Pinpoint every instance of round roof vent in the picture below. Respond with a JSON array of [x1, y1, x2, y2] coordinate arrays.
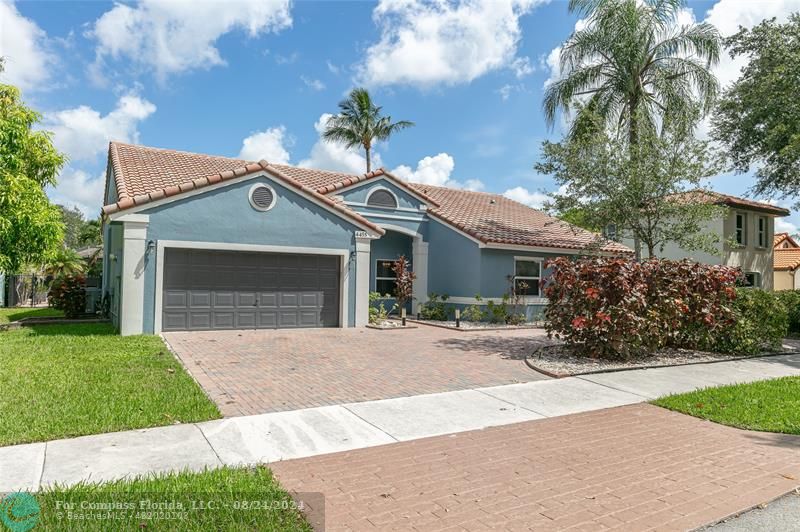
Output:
[[249, 183, 276, 211]]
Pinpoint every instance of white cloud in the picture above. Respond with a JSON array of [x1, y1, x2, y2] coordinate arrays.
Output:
[[0, 0, 56, 91], [776, 217, 799, 236], [89, 0, 292, 81], [510, 56, 534, 78], [48, 169, 106, 217], [391, 152, 485, 190], [543, 46, 562, 88], [45, 93, 157, 162], [357, 0, 543, 88], [301, 76, 326, 91], [298, 113, 381, 175], [238, 126, 291, 163], [503, 186, 548, 208]]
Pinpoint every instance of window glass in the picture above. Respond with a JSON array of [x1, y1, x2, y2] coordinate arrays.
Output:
[[735, 214, 746, 245], [514, 259, 541, 297], [375, 260, 396, 296], [376, 260, 394, 278]]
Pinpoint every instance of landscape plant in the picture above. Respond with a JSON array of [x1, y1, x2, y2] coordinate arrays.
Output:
[[461, 295, 486, 322], [419, 293, 451, 321], [368, 291, 394, 325], [47, 275, 87, 318], [392, 255, 415, 313], [543, 257, 757, 360]]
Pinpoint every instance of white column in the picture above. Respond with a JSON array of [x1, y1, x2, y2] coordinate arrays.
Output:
[[355, 235, 372, 326], [412, 237, 429, 315], [120, 215, 149, 336]]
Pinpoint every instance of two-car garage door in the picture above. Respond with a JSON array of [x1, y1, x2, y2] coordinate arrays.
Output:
[[162, 248, 340, 331]]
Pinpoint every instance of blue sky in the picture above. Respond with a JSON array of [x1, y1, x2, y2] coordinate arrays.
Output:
[[2, 0, 798, 233]]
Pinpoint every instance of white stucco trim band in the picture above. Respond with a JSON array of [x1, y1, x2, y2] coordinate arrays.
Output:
[[153, 240, 351, 334]]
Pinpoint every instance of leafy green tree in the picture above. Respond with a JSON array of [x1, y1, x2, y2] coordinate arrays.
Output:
[[58, 205, 85, 249], [558, 207, 600, 232], [543, 0, 721, 146], [0, 83, 66, 273], [44, 247, 86, 278], [78, 218, 102, 247], [711, 15, 800, 199], [323, 88, 414, 173], [536, 109, 725, 258]]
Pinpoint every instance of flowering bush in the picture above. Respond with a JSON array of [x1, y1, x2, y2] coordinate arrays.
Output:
[[543, 257, 741, 360], [48, 275, 87, 318]]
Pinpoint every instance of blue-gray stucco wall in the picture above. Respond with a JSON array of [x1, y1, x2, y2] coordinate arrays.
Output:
[[339, 179, 423, 210], [427, 220, 481, 297], [370, 231, 414, 293], [138, 175, 361, 333]]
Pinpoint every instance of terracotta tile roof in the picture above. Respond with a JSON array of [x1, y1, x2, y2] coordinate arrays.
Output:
[[668, 189, 790, 216], [103, 142, 384, 235], [774, 232, 799, 249], [775, 248, 800, 271], [103, 141, 630, 253], [408, 183, 632, 254]]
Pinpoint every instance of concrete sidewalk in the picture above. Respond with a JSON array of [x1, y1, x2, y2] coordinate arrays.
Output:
[[2, 353, 799, 492]]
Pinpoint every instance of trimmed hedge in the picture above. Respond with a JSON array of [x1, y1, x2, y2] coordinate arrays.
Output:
[[544, 257, 787, 360]]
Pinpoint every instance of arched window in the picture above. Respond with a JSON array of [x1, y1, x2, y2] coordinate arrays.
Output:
[[367, 189, 398, 209]]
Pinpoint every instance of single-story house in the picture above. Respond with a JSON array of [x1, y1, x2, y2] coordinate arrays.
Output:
[[101, 142, 628, 335]]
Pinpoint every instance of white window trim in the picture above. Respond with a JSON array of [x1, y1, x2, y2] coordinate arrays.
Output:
[[374, 258, 397, 296], [248, 183, 277, 212], [735, 212, 747, 246], [513, 256, 543, 298], [365, 186, 400, 210], [756, 215, 767, 249]]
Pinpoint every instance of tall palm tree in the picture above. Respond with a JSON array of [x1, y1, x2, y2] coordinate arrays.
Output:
[[543, 0, 721, 145], [323, 88, 414, 173]]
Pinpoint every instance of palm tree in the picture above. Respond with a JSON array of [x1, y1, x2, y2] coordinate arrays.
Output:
[[543, 0, 721, 145], [44, 248, 85, 278], [323, 88, 414, 173]]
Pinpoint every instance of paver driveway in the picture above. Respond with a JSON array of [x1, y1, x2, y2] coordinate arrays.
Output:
[[164, 326, 551, 416], [272, 404, 800, 531]]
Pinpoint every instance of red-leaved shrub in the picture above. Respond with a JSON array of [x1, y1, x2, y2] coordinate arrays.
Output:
[[48, 275, 87, 318], [543, 257, 740, 360]]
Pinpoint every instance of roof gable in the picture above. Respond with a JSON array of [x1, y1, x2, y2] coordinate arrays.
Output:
[[669, 189, 790, 217]]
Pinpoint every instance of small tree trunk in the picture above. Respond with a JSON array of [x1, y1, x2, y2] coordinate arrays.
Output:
[[633, 236, 642, 262]]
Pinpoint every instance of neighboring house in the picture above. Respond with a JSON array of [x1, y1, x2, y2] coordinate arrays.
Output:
[[101, 142, 628, 335], [620, 189, 790, 290], [773, 232, 800, 291]]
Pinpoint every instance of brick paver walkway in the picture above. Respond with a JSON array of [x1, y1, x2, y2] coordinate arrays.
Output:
[[164, 327, 550, 416], [271, 404, 800, 531]]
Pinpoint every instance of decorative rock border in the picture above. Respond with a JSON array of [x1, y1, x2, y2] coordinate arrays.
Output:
[[404, 317, 543, 332], [525, 344, 800, 378]]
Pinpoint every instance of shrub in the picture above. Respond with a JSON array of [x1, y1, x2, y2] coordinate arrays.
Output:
[[776, 290, 800, 334], [717, 288, 788, 355], [48, 275, 87, 318], [544, 257, 740, 360], [368, 292, 394, 325], [461, 295, 486, 322], [485, 297, 509, 324], [392, 255, 415, 312], [419, 293, 451, 321]]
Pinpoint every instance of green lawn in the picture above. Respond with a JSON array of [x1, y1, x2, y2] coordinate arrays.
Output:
[[0, 324, 220, 446], [29, 467, 312, 531], [0, 307, 63, 323], [653, 376, 800, 435]]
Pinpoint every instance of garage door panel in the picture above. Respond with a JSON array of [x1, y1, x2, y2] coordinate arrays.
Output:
[[300, 292, 320, 307], [259, 292, 278, 308], [164, 291, 187, 308], [236, 312, 257, 328], [162, 248, 340, 331], [189, 312, 212, 329], [236, 292, 257, 307], [213, 292, 235, 308], [211, 312, 234, 329], [189, 291, 211, 307]]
